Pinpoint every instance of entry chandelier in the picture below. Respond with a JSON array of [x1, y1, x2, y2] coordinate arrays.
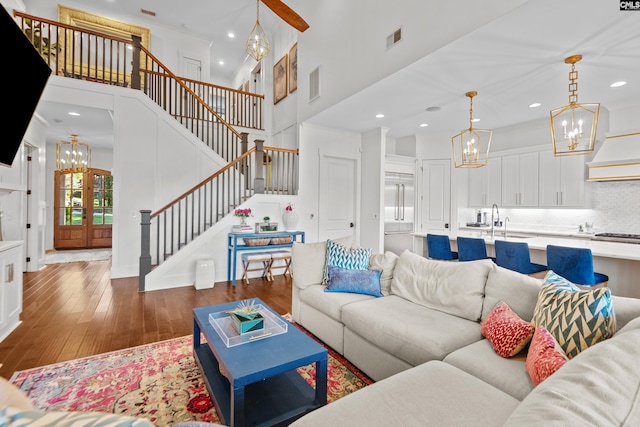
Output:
[[451, 91, 492, 168], [246, 0, 270, 61], [550, 54, 600, 156], [56, 134, 91, 172]]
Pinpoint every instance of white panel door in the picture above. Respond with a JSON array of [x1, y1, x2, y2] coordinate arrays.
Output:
[[182, 57, 202, 81], [420, 159, 451, 232], [319, 156, 357, 240]]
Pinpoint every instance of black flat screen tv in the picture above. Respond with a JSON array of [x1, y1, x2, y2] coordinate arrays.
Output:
[[0, 6, 51, 167]]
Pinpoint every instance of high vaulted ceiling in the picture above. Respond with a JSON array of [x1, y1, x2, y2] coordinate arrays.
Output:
[[32, 0, 640, 149]]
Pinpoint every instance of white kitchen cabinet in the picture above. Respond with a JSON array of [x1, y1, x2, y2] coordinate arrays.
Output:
[[468, 157, 502, 207], [502, 152, 539, 207], [539, 151, 586, 207], [0, 241, 23, 342]]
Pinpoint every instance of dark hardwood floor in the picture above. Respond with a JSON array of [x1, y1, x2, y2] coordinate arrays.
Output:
[[0, 259, 292, 379]]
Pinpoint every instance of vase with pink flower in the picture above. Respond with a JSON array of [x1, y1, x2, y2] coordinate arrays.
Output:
[[282, 203, 298, 231], [234, 208, 252, 226]]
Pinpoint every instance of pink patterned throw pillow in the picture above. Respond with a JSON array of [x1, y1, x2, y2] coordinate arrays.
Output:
[[526, 326, 568, 385], [481, 302, 535, 358]]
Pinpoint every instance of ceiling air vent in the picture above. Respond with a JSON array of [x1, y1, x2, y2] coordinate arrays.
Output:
[[309, 66, 321, 102], [386, 28, 402, 49]]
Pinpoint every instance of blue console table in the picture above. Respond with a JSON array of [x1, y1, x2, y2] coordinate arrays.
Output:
[[227, 231, 305, 286]]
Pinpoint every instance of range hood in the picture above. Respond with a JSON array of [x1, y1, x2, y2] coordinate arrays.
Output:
[[587, 131, 640, 181]]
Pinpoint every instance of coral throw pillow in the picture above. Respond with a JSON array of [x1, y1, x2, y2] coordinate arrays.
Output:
[[526, 326, 568, 385], [481, 302, 535, 358]]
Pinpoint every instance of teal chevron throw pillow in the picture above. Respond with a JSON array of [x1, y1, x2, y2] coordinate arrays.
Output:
[[322, 239, 371, 285], [532, 271, 616, 359]]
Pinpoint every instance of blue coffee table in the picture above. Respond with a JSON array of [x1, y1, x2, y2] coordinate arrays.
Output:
[[193, 299, 328, 427]]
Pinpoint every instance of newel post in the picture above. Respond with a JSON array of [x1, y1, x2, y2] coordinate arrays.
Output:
[[139, 210, 152, 292], [240, 132, 249, 188], [254, 139, 265, 194], [131, 35, 142, 90]]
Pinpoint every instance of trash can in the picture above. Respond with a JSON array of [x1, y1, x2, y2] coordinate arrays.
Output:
[[194, 259, 215, 290]]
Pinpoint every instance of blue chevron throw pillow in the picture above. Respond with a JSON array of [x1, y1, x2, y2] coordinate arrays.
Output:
[[532, 271, 616, 359], [322, 239, 371, 285]]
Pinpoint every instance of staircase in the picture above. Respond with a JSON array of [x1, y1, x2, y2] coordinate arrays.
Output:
[[15, 11, 299, 289]]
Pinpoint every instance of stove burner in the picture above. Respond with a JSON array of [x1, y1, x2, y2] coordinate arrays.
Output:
[[592, 233, 640, 243], [595, 233, 640, 239]]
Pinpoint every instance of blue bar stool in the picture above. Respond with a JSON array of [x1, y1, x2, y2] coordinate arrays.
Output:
[[546, 245, 609, 287], [494, 240, 547, 275], [426, 234, 458, 261], [457, 236, 495, 262]]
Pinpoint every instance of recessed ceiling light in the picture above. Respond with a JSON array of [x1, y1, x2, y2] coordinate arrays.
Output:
[[218, 60, 224, 65], [419, 123, 428, 128], [471, 118, 480, 123], [610, 81, 627, 88], [529, 102, 541, 108], [228, 32, 235, 39], [68, 112, 80, 116], [426, 106, 441, 112], [376, 113, 384, 118]]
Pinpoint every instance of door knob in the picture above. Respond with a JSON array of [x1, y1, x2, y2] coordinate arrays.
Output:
[[350, 222, 355, 228]]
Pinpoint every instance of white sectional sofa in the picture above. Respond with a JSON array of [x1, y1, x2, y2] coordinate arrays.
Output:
[[289, 237, 640, 426]]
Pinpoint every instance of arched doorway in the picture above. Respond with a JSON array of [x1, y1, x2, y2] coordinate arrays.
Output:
[[54, 168, 113, 249]]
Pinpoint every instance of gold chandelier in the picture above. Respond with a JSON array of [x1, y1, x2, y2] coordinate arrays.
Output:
[[550, 55, 600, 156], [56, 134, 91, 172], [451, 91, 492, 168], [246, 0, 270, 61]]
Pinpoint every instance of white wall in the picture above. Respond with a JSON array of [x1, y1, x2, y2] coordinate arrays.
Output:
[[292, 0, 528, 124], [360, 128, 386, 253]]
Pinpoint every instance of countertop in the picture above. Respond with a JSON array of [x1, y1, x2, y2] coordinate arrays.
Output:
[[413, 229, 640, 262]]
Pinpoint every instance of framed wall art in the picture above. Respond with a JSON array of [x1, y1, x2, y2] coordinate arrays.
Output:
[[289, 43, 298, 93], [274, 54, 288, 104]]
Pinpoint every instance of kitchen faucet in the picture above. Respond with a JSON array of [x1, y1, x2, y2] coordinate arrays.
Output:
[[491, 203, 500, 240]]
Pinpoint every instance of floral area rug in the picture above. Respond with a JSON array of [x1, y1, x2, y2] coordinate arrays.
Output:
[[10, 323, 372, 426]]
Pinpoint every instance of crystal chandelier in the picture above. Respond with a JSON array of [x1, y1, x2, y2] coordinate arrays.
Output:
[[550, 55, 600, 156], [56, 134, 91, 172], [451, 91, 492, 168], [246, 0, 270, 61]]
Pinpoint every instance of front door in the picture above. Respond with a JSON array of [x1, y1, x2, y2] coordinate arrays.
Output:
[[54, 168, 113, 249]]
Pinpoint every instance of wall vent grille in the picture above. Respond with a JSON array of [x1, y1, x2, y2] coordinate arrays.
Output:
[[309, 66, 321, 102], [386, 28, 402, 49]]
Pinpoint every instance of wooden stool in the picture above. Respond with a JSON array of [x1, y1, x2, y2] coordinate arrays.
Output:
[[268, 250, 292, 280], [241, 252, 272, 284]]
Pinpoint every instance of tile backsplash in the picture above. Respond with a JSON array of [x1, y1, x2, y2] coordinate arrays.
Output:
[[461, 180, 640, 235]]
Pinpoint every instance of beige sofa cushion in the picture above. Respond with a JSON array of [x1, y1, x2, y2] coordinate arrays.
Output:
[[504, 315, 640, 426], [298, 284, 373, 322], [482, 264, 543, 322], [391, 250, 493, 321], [290, 360, 520, 427], [368, 251, 399, 296], [342, 295, 482, 366], [291, 235, 354, 289], [443, 339, 534, 401]]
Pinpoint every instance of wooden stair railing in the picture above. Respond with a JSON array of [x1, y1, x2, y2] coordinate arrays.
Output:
[[138, 143, 299, 291], [13, 11, 265, 162]]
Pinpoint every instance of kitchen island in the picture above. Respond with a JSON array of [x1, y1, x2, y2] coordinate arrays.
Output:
[[413, 230, 640, 299]]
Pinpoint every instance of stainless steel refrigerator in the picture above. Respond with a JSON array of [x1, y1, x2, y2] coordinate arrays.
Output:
[[384, 172, 415, 254]]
